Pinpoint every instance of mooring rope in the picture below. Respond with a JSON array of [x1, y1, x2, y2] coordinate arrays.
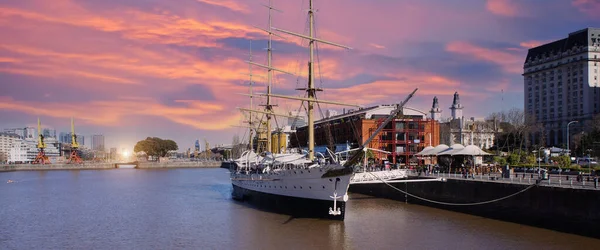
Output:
[[368, 172, 538, 206]]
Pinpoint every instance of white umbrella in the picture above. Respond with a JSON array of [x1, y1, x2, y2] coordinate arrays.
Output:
[[452, 145, 492, 156], [416, 146, 434, 156], [438, 144, 465, 156], [424, 144, 449, 156]]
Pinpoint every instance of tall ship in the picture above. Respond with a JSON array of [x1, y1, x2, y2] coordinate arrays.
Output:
[[230, 0, 355, 220], [229, 0, 418, 220]]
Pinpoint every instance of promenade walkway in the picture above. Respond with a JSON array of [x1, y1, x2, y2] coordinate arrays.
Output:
[[408, 170, 600, 190]]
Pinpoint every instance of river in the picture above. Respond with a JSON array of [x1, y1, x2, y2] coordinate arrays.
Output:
[[1, 168, 598, 249]]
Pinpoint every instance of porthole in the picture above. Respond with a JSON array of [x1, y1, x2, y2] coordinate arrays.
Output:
[[322, 186, 325, 189], [329, 179, 332, 182], [294, 186, 296, 189], [309, 186, 312, 189], [300, 171, 303, 174]]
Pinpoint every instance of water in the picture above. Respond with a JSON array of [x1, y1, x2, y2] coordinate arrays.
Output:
[[1, 168, 598, 249]]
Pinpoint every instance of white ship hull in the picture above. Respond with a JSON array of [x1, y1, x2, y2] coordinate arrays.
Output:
[[231, 164, 352, 220]]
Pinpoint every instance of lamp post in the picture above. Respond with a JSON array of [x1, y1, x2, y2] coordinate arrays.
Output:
[[587, 148, 593, 178], [566, 120, 579, 157], [533, 147, 544, 179]]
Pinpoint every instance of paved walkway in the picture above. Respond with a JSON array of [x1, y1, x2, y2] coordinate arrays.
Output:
[[408, 171, 600, 190]]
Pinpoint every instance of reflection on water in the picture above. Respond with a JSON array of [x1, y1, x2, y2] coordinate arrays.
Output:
[[0, 168, 598, 249]]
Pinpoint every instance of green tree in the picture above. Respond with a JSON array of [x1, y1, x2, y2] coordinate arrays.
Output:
[[522, 154, 536, 165], [551, 155, 571, 169], [507, 153, 520, 166], [134, 137, 179, 160], [494, 156, 507, 166]]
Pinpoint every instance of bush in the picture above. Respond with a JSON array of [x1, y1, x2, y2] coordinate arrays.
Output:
[[507, 153, 520, 166], [494, 156, 507, 166]]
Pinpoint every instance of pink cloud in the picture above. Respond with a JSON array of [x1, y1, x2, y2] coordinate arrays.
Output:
[[572, 0, 600, 18], [486, 0, 521, 17], [520, 40, 545, 49], [196, 0, 249, 13], [445, 41, 523, 74]]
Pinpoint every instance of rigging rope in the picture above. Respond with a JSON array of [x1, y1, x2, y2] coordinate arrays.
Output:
[[367, 172, 538, 206]]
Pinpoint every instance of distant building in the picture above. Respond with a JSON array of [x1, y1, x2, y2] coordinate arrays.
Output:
[[0, 133, 19, 163], [432, 92, 497, 149], [3, 127, 35, 140], [523, 27, 600, 147], [59, 132, 84, 145], [42, 128, 56, 139], [8, 137, 61, 164], [110, 147, 117, 160], [92, 135, 105, 151]]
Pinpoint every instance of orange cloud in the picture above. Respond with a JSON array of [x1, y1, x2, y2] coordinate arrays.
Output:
[[445, 41, 523, 74], [196, 0, 249, 13], [325, 73, 466, 107], [486, 0, 520, 17], [520, 40, 545, 49], [0, 2, 257, 48], [0, 97, 241, 130]]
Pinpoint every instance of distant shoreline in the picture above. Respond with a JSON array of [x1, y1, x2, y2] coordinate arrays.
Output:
[[0, 161, 222, 172]]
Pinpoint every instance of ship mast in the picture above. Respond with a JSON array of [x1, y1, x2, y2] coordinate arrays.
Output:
[[265, 0, 274, 153], [248, 42, 254, 149], [270, 0, 352, 161], [307, 0, 316, 161]]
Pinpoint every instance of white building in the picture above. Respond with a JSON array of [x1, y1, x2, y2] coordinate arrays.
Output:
[[7, 137, 62, 164], [433, 92, 497, 149], [0, 133, 20, 163], [524, 27, 600, 147], [8, 139, 35, 163]]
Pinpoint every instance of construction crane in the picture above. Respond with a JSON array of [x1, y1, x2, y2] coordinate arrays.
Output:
[[67, 117, 83, 164], [32, 118, 50, 164]]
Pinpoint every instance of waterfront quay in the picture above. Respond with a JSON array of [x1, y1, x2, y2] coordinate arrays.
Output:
[[0, 160, 221, 172], [349, 170, 600, 239]]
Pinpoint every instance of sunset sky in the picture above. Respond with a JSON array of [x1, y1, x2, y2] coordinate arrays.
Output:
[[0, 0, 599, 151]]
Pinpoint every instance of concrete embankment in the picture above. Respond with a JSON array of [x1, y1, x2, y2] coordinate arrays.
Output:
[[349, 178, 600, 238], [0, 161, 221, 172], [136, 161, 221, 169], [0, 163, 115, 172]]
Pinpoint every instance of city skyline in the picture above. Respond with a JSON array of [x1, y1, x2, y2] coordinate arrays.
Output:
[[0, 0, 599, 150]]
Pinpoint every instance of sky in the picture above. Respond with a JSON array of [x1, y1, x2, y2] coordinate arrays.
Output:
[[0, 0, 599, 151]]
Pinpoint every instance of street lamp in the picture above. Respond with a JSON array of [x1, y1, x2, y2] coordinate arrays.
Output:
[[587, 148, 593, 177], [533, 147, 545, 179], [566, 120, 579, 157]]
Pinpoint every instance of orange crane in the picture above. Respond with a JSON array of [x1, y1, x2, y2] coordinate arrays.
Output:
[[67, 117, 83, 164], [32, 118, 50, 164]]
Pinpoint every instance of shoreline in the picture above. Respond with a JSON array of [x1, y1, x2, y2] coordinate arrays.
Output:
[[0, 161, 222, 172]]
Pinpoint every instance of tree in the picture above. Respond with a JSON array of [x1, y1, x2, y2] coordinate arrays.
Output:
[[134, 137, 179, 160], [551, 155, 571, 169]]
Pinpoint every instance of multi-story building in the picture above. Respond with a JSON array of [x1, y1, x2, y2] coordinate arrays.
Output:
[[0, 133, 19, 163], [524, 28, 600, 147], [3, 127, 35, 140], [289, 105, 440, 165], [59, 132, 84, 145], [42, 128, 56, 139], [92, 135, 105, 151]]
